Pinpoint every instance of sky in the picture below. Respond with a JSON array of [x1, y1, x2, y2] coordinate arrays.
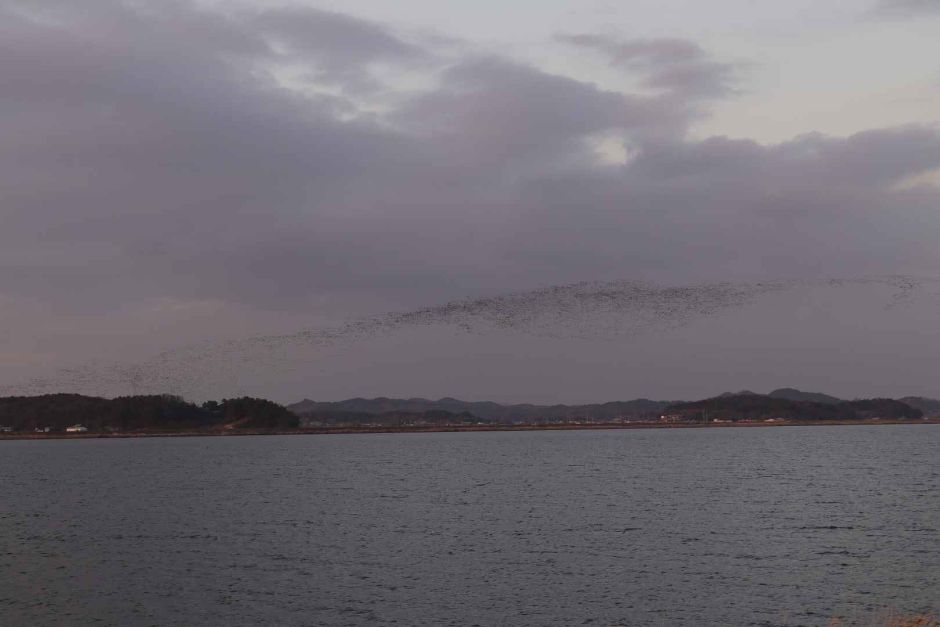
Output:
[[1, 0, 940, 403]]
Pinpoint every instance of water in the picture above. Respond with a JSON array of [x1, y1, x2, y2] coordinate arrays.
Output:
[[1, 426, 937, 626]]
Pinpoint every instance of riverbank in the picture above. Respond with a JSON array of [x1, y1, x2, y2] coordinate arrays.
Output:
[[1, 418, 937, 440]]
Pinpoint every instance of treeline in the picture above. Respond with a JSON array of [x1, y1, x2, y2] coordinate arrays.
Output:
[[665, 394, 923, 422], [0, 394, 298, 432]]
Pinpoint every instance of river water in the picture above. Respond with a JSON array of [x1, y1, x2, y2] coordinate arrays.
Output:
[[1, 426, 937, 626]]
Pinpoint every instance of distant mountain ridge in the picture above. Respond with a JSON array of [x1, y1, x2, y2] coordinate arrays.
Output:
[[288, 396, 674, 423], [767, 388, 843, 404], [290, 388, 938, 424]]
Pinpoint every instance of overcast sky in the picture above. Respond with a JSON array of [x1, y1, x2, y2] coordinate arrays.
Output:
[[2, 0, 939, 403]]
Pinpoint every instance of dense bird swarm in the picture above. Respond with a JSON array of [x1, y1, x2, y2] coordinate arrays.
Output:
[[5, 275, 938, 398]]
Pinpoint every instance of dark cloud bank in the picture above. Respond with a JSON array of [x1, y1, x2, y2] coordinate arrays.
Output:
[[2, 1, 940, 398]]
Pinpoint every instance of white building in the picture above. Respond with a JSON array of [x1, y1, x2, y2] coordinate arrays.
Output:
[[66, 424, 88, 433]]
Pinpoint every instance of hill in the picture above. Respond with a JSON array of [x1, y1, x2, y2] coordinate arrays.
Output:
[[767, 387, 843, 404], [203, 397, 299, 430], [897, 396, 940, 418], [665, 394, 921, 422], [0, 394, 298, 432], [288, 397, 673, 424]]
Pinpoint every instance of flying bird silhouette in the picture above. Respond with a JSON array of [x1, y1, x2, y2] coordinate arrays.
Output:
[[6, 275, 938, 397]]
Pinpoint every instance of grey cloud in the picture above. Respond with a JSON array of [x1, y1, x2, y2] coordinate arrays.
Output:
[[253, 6, 429, 92], [556, 33, 737, 98], [556, 34, 703, 65], [394, 57, 686, 170], [874, 0, 940, 15], [0, 0, 419, 306], [496, 126, 940, 286], [629, 127, 940, 189]]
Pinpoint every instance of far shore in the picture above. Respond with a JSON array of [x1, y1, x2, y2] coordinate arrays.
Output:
[[1, 418, 938, 441]]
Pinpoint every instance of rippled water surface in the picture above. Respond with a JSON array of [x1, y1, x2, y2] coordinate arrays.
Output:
[[1, 426, 938, 626]]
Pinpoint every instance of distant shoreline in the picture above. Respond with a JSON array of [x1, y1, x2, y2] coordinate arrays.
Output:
[[1, 418, 937, 441]]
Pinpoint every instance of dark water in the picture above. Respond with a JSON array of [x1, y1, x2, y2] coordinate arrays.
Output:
[[1, 426, 937, 626]]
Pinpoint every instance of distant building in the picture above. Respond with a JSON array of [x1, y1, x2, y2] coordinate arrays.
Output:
[[659, 414, 685, 423], [0, 426, 12, 433], [65, 425, 88, 433]]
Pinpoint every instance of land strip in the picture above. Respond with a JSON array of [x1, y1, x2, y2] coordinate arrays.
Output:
[[2, 418, 938, 441]]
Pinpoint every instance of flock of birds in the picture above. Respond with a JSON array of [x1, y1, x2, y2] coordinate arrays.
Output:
[[5, 275, 938, 398]]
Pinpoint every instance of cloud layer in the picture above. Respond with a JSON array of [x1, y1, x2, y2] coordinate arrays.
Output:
[[555, 34, 738, 99]]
